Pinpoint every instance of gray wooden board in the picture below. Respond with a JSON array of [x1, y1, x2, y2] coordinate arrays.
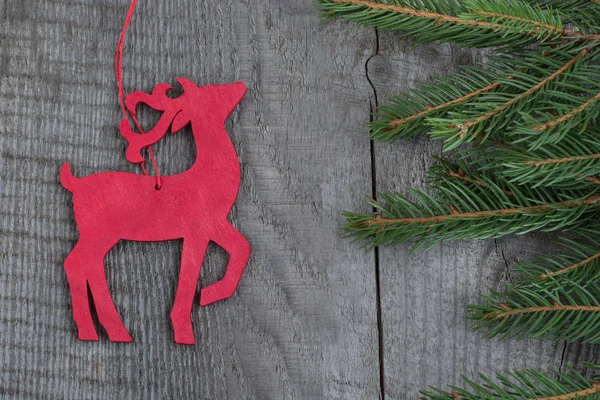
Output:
[[0, 0, 380, 398], [368, 31, 597, 399], [1, 1, 597, 399]]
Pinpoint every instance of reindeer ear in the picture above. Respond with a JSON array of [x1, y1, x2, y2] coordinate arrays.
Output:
[[171, 111, 189, 134]]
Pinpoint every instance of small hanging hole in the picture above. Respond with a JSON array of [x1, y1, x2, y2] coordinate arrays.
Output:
[[155, 184, 161, 190]]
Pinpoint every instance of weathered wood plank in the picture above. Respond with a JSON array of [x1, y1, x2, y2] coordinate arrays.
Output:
[[367, 31, 595, 399], [0, 1, 380, 398]]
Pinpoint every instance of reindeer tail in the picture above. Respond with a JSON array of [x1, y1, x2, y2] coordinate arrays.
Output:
[[60, 162, 77, 192]]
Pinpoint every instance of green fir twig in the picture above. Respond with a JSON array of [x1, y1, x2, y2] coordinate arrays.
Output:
[[318, 0, 600, 396], [421, 364, 600, 399]]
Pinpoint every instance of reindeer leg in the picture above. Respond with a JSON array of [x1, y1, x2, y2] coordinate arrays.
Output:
[[64, 239, 98, 341], [87, 256, 132, 343], [170, 236, 208, 345], [65, 236, 130, 342], [200, 222, 250, 307]]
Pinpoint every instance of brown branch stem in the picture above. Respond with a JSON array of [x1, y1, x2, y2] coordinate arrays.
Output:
[[450, 390, 461, 399], [524, 152, 600, 167], [486, 304, 600, 319], [530, 92, 600, 131], [537, 383, 600, 400], [442, 170, 514, 196], [584, 176, 600, 185], [389, 82, 501, 128], [472, 10, 564, 35], [363, 195, 600, 226], [329, 0, 600, 40], [539, 252, 600, 279], [458, 49, 587, 131]]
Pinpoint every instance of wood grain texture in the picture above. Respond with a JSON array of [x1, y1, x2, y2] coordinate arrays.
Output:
[[2, 1, 596, 399], [368, 31, 597, 399], [0, 0, 380, 398]]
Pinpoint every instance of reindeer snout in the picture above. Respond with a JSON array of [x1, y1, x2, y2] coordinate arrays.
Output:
[[229, 81, 247, 101], [126, 145, 146, 164]]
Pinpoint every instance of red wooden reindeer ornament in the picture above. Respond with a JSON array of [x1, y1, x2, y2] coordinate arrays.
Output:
[[61, 79, 250, 344]]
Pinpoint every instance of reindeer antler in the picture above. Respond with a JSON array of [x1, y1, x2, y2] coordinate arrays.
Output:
[[119, 83, 184, 164]]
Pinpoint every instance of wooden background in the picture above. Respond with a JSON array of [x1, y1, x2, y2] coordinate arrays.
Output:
[[0, 0, 596, 398]]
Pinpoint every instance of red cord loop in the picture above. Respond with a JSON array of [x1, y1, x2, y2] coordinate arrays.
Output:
[[115, 0, 162, 189]]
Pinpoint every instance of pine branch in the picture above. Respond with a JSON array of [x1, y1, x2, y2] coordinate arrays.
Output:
[[470, 280, 600, 343], [539, 251, 600, 280], [386, 81, 500, 128], [344, 183, 600, 248], [372, 44, 600, 148], [532, 94, 600, 127], [484, 129, 600, 189], [421, 365, 600, 399], [431, 156, 515, 196], [370, 68, 502, 141], [464, 0, 565, 37], [440, 169, 515, 197], [322, 1, 600, 396], [317, 0, 600, 49], [346, 157, 598, 248], [428, 49, 589, 151], [524, 0, 600, 33], [514, 91, 600, 151], [585, 176, 600, 185], [516, 235, 600, 284]]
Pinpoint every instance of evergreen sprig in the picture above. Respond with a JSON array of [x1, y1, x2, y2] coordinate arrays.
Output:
[[470, 280, 600, 343], [318, 0, 600, 396], [320, 0, 600, 251], [344, 180, 600, 249], [369, 66, 502, 142], [486, 130, 600, 189], [421, 364, 600, 399], [317, 0, 600, 49], [371, 47, 600, 149], [517, 235, 600, 285], [525, 0, 600, 33], [513, 93, 600, 151], [427, 49, 599, 150]]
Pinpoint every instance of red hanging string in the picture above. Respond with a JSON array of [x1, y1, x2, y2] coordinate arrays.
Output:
[[115, 0, 162, 189]]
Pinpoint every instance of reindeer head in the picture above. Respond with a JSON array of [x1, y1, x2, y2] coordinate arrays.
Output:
[[119, 78, 247, 164]]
